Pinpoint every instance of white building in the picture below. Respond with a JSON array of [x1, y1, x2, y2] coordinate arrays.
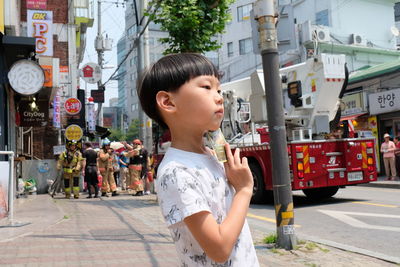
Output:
[[218, 0, 400, 82]]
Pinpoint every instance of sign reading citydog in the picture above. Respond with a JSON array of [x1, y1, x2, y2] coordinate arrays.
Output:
[[27, 10, 53, 56], [18, 100, 49, 127]]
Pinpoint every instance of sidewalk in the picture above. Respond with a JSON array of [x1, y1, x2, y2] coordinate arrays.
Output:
[[0, 190, 397, 266], [357, 175, 400, 189]]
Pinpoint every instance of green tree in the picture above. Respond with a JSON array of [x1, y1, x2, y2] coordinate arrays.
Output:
[[108, 119, 140, 142], [147, 0, 234, 54]]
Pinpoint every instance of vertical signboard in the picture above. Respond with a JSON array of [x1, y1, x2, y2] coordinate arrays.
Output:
[[0, 161, 9, 219], [53, 89, 61, 128], [27, 10, 53, 57], [0, 0, 4, 33]]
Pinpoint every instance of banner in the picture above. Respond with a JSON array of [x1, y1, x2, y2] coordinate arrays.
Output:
[[27, 0, 47, 9], [0, 161, 9, 219], [27, 10, 53, 56], [53, 89, 61, 128]]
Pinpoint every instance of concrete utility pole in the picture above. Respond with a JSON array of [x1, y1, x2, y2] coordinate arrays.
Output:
[[254, 0, 296, 249], [96, 0, 104, 127], [137, 0, 152, 150]]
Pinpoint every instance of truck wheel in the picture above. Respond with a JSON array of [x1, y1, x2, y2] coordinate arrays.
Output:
[[249, 162, 268, 204], [302, 186, 339, 200]]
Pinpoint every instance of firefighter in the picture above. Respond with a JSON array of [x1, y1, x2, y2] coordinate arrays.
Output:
[[57, 140, 83, 199], [98, 138, 119, 197], [126, 139, 145, 196]]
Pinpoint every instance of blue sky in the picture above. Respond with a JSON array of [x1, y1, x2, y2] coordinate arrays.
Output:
[[79, 1, 126, 107]]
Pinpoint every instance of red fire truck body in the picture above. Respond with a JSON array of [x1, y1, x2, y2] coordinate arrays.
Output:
[[238, 138, 377, 203], [220, 53, 377, 202]]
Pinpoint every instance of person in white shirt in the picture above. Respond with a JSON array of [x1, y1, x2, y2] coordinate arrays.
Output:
[[137, 53, 259, 266]]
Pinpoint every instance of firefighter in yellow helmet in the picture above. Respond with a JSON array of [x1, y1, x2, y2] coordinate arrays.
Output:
[[98, 138, 119, 197], [57, 140, 83, 199], [126, 139, 145, 196]]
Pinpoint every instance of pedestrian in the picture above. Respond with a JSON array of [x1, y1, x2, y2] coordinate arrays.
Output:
[[118, 144, 130, 191], [98, 138, 119, 197], [125, 139, 146, 196], [137, 53, 259, 266], [380, 133, 397, 180], [82, 142, 99, 198], [112, 151, 120, 187], [394, 136, 400, 180], [57, 140, 83, 199]]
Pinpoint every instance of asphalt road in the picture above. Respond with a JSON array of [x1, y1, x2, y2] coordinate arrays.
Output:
[[247, 185, 400, 263]]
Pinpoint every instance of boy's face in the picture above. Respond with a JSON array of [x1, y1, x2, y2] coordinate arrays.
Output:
[[169, 75, 224, 132]]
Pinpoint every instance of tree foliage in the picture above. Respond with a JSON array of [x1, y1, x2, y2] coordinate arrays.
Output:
[[109, 119, 140, 142], [147, 0, 234, 54]]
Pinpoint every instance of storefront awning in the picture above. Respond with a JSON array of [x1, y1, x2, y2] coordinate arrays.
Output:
[[340, 112, 368, 121]]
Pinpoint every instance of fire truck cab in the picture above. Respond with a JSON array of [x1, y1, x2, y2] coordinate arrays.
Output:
[[221, 54, 377, 203]]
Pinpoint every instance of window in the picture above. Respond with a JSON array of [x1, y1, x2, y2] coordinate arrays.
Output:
[[237, 4, 252, 22], [131, 104, 135, 112], [127, 25, 136, 36], [227, 42, 233, 57], [239, 38, 252, 55], [227, 9, 232, 24], [316, 9, 329, 26]]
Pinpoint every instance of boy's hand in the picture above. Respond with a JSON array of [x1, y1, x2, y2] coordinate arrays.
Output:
[[223, 143, 253, 195]]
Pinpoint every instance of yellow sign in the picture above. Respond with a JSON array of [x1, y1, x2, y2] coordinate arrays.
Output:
[[65, 124, 83, 141], [0, 0, 4, 33]]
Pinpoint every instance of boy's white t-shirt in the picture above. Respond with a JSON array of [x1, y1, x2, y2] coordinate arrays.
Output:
[[156, 147, 259, 267]]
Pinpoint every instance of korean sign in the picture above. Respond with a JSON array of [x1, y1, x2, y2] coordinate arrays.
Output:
[[342, 92, 364, 115], [368, 88, 400, 115], [27, 10, 53, 56], [80, 62, 102, 84], [27, 0, 47, 9], [53, 89, 61, 128], [65, 124, 83, 141], [64, 98, 82, 115]]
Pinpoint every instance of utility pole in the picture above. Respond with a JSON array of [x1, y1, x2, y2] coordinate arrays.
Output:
[[254, 0, 296, 249], [137, 0, 151, 150], [95, 0, 104, 128]]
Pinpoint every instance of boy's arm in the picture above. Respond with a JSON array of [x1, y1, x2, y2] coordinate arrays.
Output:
[[184, 144, 253, 263]]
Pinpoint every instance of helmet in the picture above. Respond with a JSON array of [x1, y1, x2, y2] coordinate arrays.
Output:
[[133, 139, 142, 145], [67, 140, 78, 147], [102, 138, 111, 147]]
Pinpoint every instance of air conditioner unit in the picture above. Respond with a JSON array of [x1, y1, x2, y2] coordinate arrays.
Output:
[[301, 21, 331, 43], [351, 34, 366, 46], [314, 28, 331, 42]]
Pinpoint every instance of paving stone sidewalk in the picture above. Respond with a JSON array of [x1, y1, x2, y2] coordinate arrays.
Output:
[[0, 193, 397, 266]]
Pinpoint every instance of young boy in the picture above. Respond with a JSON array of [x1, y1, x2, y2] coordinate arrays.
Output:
[[138, 53, 259, 266]]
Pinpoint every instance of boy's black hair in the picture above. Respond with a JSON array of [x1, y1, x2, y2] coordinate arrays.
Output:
[[138, 53, 220, 129]]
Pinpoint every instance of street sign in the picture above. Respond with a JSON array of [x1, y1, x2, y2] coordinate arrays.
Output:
[[91, 89, 104, 103], [80, 62, 102, 84], [65, 124, 83, 141], [64, 97, 82, 115]]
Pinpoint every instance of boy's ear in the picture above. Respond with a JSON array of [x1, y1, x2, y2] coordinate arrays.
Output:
[[156, 91, 176, 113]]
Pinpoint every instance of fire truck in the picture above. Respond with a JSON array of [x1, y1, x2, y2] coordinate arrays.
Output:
[[221, 53, 377, 203]]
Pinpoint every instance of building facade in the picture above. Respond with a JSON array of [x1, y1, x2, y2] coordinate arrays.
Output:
[[218, 0, 400, 82], [117, 0, 168, 126], [0, 0, 93, 160]]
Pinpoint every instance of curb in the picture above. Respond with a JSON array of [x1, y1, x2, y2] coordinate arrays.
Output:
[[357, 181, 400, 189]]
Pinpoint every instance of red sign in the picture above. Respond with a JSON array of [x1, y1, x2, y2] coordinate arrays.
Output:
[[27, 0, 47, 9], [83, 65, 94, 77], [64, 98, 82, 115]]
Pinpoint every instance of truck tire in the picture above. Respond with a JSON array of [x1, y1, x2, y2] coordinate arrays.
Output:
[[302, 186, 339, 200], [249, 162, 268, 204]]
